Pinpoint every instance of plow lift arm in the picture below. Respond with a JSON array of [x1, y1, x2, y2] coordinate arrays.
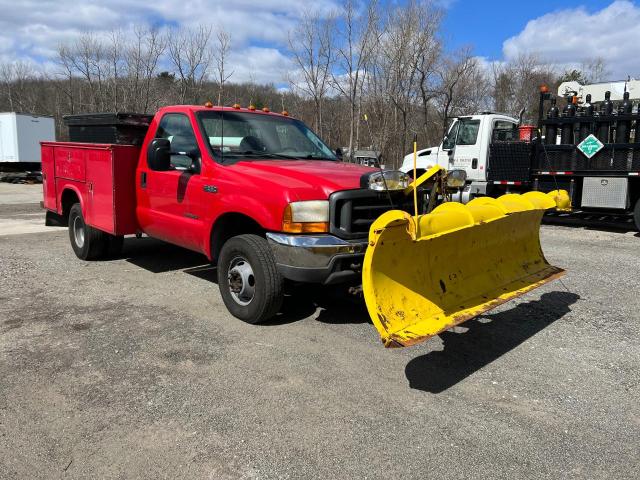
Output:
[[362, 165, 568, 348]]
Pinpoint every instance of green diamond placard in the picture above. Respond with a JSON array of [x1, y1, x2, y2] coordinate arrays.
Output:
[[577, 134, 604, 159]]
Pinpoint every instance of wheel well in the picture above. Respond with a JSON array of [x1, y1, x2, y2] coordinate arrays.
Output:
[[210, 213, 264, 261], [60, 189, 80, 224]]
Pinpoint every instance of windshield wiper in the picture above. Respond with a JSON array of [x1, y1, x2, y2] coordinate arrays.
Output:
[[302, 154, 335, 161], [221, 151, 335, 161]]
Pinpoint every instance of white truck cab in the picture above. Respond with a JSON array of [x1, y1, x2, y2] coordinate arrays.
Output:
[[400, 112, 519, 197]]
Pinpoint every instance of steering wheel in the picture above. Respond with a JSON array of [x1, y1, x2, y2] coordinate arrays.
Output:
[[239, 136, 265, 152]]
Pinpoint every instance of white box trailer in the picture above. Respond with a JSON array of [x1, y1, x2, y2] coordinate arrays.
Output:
[[0, 113, 56, 169]]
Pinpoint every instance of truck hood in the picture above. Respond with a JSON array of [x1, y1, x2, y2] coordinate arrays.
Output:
[[227, 160, 376, 200], [400, 145, 441, 172]]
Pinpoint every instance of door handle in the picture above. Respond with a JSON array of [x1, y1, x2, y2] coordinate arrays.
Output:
[[140, 172, 147, 188], [471, 158, 478, 169]]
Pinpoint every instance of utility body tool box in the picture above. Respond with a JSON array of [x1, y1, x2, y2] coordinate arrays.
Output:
[[63, 113, 153, 146], [41, 142, 140, 235]]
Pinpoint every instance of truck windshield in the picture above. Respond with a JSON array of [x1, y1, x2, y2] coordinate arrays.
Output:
[[197, 111, 337, 162]]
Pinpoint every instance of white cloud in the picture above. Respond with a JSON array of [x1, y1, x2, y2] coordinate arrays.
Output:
[[227, 46, 293, 84], [503, 0, 640, 79], [0, 0, 341, 84]]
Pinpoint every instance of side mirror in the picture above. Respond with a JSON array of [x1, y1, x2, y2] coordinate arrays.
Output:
[[147, 138, 171, 171], [335, 147, 343, 160]]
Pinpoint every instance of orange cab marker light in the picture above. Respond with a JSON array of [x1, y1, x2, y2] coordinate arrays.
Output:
[[281, 110, 289, 116], [262, 107, 270, 113], [248, 105, 256, 111], [232, 103, 241, 109], [204, 101, 213, 108]]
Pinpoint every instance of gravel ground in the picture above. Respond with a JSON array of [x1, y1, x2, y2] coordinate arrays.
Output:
[[0, 185, 638, 479]]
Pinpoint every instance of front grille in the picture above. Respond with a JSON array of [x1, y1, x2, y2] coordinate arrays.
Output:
[[329, 189, 414, 239]]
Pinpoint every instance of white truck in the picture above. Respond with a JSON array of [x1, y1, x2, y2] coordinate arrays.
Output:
[[402, 82, 640, 229], [400, 112, 525, 201], [0, 112, 56, 172]]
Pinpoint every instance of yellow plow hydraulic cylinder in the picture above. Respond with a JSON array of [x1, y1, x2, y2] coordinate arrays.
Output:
[[362, 192, 566, 348]]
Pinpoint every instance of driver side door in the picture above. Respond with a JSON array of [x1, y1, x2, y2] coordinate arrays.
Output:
[[137, 112, 205, 252]]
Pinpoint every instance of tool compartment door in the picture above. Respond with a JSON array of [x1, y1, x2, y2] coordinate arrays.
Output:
[[111, 145, 140, 235], [41, 144, 57, 210], [85, 146, 117, 234]]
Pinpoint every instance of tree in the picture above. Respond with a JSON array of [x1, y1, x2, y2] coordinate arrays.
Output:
[[332, 0, 380, 157], [288, 11, 335, 136], [491, 54, 556, 122], [167, 25, 213, 104], [213, 28, 233, 106]]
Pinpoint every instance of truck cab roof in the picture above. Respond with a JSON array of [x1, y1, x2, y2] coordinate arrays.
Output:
[[157, 104, 293, 119]]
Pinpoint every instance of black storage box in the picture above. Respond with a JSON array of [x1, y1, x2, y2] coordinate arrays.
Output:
[[63, 113, 153, 146], [487, 141, 532, 182]]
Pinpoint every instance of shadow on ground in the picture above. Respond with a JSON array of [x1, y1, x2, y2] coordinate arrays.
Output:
[[124, 237, 207, 273], [543, 215, 638, 234], [121, 236, 370, 325], [405, 291, 580, 394]]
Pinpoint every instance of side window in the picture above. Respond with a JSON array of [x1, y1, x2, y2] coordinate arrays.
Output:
[[492, 120, 517, 142], [456, 120, 480, 145], [156, 114, 199, 170]]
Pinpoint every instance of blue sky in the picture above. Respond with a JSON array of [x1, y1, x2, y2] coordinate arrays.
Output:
[[441, 0, 617, 58], [0, 0, 638, 82]]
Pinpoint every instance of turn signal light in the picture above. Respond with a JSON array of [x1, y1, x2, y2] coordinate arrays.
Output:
[[282, 204, 329, 233]]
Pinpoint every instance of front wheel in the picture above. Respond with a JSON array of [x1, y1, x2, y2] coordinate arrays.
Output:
[[217, 234, 283, 324]]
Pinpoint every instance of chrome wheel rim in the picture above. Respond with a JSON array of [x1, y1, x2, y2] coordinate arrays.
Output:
[[227, 256, 255, 306], [73, 216, 85, 248]]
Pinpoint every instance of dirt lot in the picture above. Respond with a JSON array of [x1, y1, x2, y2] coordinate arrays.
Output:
[[0, 183, 638, 479]]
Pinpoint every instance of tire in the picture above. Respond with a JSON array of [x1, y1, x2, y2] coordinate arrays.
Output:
[[217, 234, 283, 324], [68, 203, 108, 260], [634, 198, 640, 232]]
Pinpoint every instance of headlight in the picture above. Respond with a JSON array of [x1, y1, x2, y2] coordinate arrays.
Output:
[[446, 169, 467, 188], [365, 170, 410, 191], [282, 200, 329, 233]]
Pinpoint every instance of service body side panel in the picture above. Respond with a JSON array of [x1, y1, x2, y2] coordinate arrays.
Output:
[[42, 141, 139, 235], [54, 146, 86, 181], [41, 144, 57, 210], [112, 145, 140, 234], [85, 146, 115, 233]]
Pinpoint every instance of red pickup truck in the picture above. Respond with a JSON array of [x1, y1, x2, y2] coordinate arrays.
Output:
[[42, 105, 412, 324]]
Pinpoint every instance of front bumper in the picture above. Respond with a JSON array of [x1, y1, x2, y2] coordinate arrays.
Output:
[[266, 233, 368, 284]]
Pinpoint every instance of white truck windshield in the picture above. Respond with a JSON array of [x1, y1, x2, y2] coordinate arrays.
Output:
[[197, 111, 337, 162]]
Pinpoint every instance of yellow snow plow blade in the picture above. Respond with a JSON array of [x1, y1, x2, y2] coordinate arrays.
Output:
[[362, 192, 565, 348]]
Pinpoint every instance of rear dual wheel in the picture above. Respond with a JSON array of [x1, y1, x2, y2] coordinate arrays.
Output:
[[68, 203, 123, 260]]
